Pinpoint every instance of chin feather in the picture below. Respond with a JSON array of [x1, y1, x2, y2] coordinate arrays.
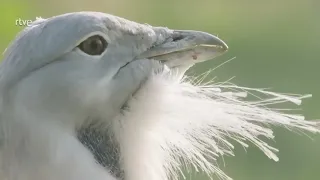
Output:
[[113, 68, 320, 180]]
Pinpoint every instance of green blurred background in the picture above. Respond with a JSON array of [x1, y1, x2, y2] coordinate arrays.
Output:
[[1, 0, 320, 179]]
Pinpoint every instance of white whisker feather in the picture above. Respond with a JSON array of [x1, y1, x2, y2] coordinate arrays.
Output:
[[114, 69, 320, 180]]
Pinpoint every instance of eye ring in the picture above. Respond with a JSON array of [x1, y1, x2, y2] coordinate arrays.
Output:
[[78, 35, 108, 56]]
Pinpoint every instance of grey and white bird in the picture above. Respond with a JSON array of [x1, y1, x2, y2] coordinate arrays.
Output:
[[0, 11, 319, 180]]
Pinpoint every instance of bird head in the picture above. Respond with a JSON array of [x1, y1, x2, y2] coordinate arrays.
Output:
[[0, 11, 318, 180], [1, 11, 227, 127]]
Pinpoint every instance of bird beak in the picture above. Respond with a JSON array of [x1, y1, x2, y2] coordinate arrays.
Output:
[[136, 30, 228, 68]]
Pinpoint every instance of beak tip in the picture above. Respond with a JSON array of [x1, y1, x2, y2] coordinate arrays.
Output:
[[221, 42, 229, 52], [212, 35, 228, 53]]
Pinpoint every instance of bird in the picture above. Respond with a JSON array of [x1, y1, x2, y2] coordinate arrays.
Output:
[[0, 11, 319, 180]]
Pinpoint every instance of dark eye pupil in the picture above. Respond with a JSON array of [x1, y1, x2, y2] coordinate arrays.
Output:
[[78, 35, 108, 55], [89, 40, 99, 50]]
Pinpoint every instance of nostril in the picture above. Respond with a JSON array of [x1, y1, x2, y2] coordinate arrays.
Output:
[[172, 34, 184, 42]]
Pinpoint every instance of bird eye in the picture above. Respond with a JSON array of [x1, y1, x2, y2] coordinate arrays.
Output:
[[78, 35, 108, 56]]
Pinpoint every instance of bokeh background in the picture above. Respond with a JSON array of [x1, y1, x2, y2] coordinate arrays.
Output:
[[1, 0, 320, 180]]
